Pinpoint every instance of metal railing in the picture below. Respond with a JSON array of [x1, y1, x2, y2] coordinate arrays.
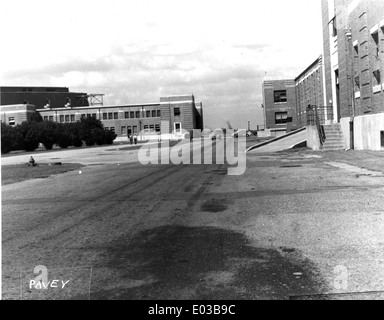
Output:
[[306, 105, 333, 145]]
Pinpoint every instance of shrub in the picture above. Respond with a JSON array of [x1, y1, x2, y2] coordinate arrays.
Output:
[[1, 123, 15, 154], [57, 124, 72, 149], [38, 121, 58, 150], [103, 129, 117, 145]]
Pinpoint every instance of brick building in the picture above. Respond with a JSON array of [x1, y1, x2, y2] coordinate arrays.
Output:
[[321, 0, 384, 150], [262, 56, 325, 135], [0, 87, 204, 139]]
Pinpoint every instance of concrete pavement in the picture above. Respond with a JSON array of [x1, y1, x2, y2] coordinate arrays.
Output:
[[2, 142, 384, 300]]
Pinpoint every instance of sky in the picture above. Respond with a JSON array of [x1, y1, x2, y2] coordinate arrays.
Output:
[[0, 0, 323, 129]]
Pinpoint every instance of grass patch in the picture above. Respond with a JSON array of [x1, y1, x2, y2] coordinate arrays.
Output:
[[1, 163, 84, 186]]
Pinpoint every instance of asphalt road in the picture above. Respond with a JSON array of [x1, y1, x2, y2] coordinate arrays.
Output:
[[2, 140, 384, 300]]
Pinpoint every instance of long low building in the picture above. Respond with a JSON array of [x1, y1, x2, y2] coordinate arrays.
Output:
[[0, 87, 204, 138]]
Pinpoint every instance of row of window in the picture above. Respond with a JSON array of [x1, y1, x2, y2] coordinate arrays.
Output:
[[103, 110, 161, 120], [42, 111, 163, 123], [104, 124, 161, 135]]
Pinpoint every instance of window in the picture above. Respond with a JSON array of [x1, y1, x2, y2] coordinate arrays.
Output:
[[81, 114, 86, 119], [125, 112, 129, 119], [127, 126, 132, 135], [275, 112, 288, 124], [8, 117, 15, 126], [175, 122, 181, 133], [373, 69, 381, 84], [110, 127, 115, 133], [121, 126, 126, 135], [114, 112, 118, 119], [274, 90, 287, 103], [371, 30, 379, 59], [150, 124, 154, 131], [144, 124, 149, 132], [104, 127, 109, 130], [43, 116, 48, 121], [92, 113, 96, 118], [87, 114, 91, 118], [60, 115, 64, 123], [155, 124, 160, 132], [174, 108, 181, 116], [49, 116, 53, 121], [103, 113, 108, 120], [65, 115, 70, 122], [355, 76, 360, 92], [133, 125, 138, 133], [146, 110, 151, 118], [108, 113, 113, 120], [71, 115, 75, 122], [331, 17, 337, 37], [135, 111, 140, 118], [152, 110, 156, 117], [130, 111, 135, 118], [157, 110, 161, 117]]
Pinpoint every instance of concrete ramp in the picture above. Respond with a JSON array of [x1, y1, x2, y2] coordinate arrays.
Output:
[[247, 128, 307, 153]]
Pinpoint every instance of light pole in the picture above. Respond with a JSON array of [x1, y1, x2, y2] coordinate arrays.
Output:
[[139, 106, 146, 141]]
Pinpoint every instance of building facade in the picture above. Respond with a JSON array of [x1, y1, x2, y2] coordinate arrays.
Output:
[[322, 0, 384, 150], [262, 56, 325, 134], [0, 87, 204, 139]]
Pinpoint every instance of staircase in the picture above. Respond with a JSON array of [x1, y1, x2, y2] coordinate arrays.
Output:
[[321, 124, 346, 151]]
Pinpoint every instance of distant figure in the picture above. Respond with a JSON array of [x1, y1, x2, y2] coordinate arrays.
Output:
[[28, 156, 36, 167], [129, 134, 133, 145], [133, 134, 138, 145], [189, 130, 193, 142]]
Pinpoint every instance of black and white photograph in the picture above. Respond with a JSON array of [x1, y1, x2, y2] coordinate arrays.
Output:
[[1, 0, 384, 306]]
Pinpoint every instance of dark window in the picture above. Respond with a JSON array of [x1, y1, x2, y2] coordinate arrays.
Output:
[[274, 90, 287, 103], [355, 76, 360, 88], [49, 116, 54, 121], [92, 113, 96, 118], [155, 124, 160, 132], [157, 110, 161, 117], [8, 117, 15, 126], [71, 115, 75, 122], [103, 113, 108, 120], [110, 127, 115, 133], [43, 116, 48, 121], [104, 127, 109, 130], [65, 115, 70, 122], [174, 108, 181, 116], [373, 69, 381, 84], [372, 31, 379, 59], [275, 112, 288, 124], [108, 113, 113, 120], [87, 114, 91, 118], [114, 112, 119, 119], [127, 126, 132, 135], [152, 110, 156, 117], [144, 125, 149, 131], [381, 131, 384, 148], [125, 112, 129, 119], [331, 17, 337, 37], [60, 115, 64, 123], [150, 124, 154, 131], [81, 114, 86, 119], [135, 111, 140, 118], [130, 111, 135, 118], [146, 110, 151, 118]]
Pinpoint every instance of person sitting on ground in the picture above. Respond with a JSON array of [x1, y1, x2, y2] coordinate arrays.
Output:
[[28, 156, 36, 167]]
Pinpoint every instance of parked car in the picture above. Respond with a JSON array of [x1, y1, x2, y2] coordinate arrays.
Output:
[[232, 129, 252, 138], [210, 129, 223, 140]]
